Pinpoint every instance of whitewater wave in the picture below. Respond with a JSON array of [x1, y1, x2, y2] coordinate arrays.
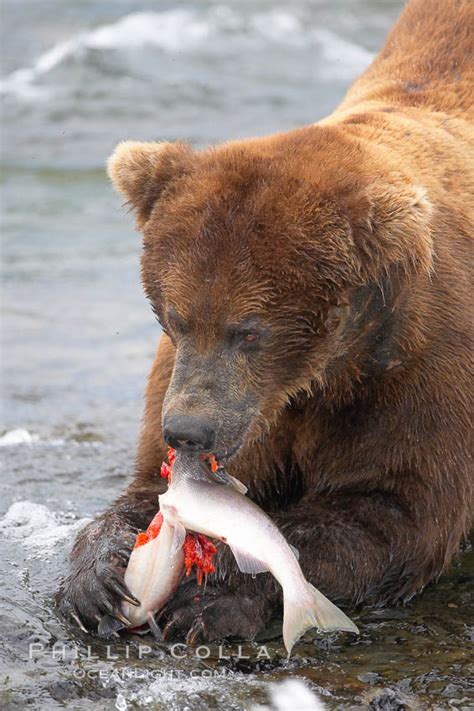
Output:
[[115, 676, 325, 710], [122, 673, 265, 710], [0, 428, 106, 447], [251, 679, 326, 710], [0, 428, 40, 446], [0, 7, 373, 99], [0, 428, 68, 447], [0, 501, 91, 557]]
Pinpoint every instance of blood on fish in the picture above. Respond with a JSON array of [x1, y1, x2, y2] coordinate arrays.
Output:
[[133, 532, 150, 549], [160, 447, 176, 479], [133, 511, 164, 549], [134, 447, 218, 581], [147, 511, 164, 539], [160, 462, 172, 479], [161, 447, 218, 478], [183, 533, 217, 585]]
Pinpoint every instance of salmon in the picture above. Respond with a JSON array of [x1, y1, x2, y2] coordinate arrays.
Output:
[[159, 451, 359, 655], [98, 460, 239, 637], [98, 511, 184, 637]]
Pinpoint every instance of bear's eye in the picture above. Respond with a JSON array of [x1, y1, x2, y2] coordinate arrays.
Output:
[[226, 317, 267, 352], [230, 328, 262, 351], [166, 307, 188, 337]]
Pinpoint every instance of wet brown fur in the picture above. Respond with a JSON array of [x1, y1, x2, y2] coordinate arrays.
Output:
[[59, 0, 473, 638]]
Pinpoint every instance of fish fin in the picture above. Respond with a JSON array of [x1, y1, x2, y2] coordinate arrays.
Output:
[[228, 543, 269, 575], [170, 521, 187, 556], [213, 470, 248, 495], [283, 583, 359, 656], [226, 473, 248, 495], [97, 614, 124, 638], [290, 544, 299, 561], [147, 612, 163, 640]]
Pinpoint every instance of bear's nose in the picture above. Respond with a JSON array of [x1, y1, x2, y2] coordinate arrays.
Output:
[[163, 415, 216, 453]]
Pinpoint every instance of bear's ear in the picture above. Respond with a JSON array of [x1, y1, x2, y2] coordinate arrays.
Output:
[[350, 183, 434, 281], [107, 140, 193, 228]]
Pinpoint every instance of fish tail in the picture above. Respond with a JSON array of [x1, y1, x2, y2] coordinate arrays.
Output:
[[283, 582, 359, 656]]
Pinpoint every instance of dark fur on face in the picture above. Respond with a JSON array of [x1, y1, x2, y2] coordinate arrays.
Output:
[[132, 138, 431, 456]]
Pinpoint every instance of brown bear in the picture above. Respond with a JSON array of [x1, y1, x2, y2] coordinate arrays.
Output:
[[58, 0, 473, 643]]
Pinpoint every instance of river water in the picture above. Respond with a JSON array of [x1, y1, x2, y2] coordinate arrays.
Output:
[[1, 1, 473, 709]]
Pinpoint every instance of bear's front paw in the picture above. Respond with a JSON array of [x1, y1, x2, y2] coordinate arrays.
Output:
[[56, 520, 139, 632], [160, 581, 272, 644]]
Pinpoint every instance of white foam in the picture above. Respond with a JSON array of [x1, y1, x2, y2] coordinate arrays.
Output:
[[250, 10, 305, 46], [115, 694, 128, 711], [86, 10, 210, 52], [126, 675, 325, 710], [116, 670, 268, 709], [251, 679, 326, 711], [0, 501, 91, 557], [313, 28, 373, 77], [0, 9, 212, 98], [0, 428, 39, 446], [0, 8, 373, 98], [0, 428, 67, 447]]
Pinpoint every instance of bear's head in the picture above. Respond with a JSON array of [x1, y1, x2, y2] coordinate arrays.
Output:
[[108, 129, 432, 460]]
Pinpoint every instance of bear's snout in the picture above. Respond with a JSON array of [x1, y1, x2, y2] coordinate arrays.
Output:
[[163, 413, 216, 454]]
